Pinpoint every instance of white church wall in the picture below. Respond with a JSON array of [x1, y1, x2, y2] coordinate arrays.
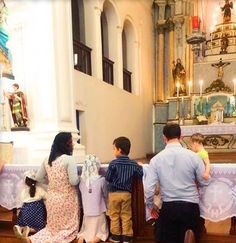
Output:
[[3, 0, 153, 163], [73, 0, 154, 162]]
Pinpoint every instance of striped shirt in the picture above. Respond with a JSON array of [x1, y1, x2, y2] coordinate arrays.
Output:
[[105, 155, 143, 193]]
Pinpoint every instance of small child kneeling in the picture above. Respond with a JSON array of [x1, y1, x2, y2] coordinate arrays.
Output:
[[13, 170, 47, 238]]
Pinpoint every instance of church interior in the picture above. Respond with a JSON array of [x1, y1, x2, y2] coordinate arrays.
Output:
[[1, 0, 236, 242]]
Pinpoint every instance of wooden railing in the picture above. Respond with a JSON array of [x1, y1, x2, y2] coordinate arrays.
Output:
[[73, 40, 92, 75], [123, 68, 132, 92], [102, 56, 114, 85]]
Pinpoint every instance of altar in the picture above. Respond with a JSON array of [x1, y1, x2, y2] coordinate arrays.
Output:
[[1, 163, 236, 237], [179, 124, 236, 162]]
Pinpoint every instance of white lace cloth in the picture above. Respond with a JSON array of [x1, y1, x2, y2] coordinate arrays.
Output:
[[1, 163, 236, 222], [199, 163, 236, 222], [0, 164, 108, 210], [181, 124, 236, 136], [144, 163, 236, 222], [0, 164, 39, 210]]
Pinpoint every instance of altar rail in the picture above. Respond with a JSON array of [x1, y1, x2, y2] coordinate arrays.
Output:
[[1, 163, 236, 239]]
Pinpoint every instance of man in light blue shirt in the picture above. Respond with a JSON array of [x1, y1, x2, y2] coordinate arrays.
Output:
[[144, 123, 210, 243]]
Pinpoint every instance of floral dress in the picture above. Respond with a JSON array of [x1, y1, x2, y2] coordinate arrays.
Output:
[[30, 156, 79, 243]]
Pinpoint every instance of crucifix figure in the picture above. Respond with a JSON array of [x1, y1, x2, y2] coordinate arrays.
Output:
[[211, 58, 230, 80]]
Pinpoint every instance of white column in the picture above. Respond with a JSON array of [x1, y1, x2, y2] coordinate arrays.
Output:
[[173, 16, 185, 60], [116, 25, 123, 89], [2, 1, 85, 164], [86, 3, 103, 81]]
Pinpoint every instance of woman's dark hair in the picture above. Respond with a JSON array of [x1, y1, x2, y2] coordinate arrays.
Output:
[[163, 123, 181, 140], [113, 136, 131, 155], [25, 177, 37, 198], [48, 132, 73, 166]]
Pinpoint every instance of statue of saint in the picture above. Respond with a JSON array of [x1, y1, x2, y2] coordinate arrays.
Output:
[[172, 58, 186, 96], [4, 83, 28, 128], [221, 0, 233, 23], [0, 0, 14, 79], [211, 58, 230, 80], [220, 33, 229, 54]]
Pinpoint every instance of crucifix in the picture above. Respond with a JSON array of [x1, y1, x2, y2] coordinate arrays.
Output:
[[211, 58, 230, 80]]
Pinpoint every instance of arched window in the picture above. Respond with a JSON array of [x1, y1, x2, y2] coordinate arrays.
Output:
[[122, 19, 136, 93], [101, 12, 109, 58], [71, 0, 92, 75], [101, 1, 119, 85]]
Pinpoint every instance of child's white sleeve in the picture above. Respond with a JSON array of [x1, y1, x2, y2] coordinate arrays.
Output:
[[67, 157, 80, 186], [37, 186, 47, 200], [36, 161, 48, 184]]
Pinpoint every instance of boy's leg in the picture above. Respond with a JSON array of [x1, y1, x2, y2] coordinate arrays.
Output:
[[120, 192, 133, 242], [108, 192, 122, 241]]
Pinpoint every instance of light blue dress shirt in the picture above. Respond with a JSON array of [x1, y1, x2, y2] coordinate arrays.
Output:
[[145, 142, 210, 208]]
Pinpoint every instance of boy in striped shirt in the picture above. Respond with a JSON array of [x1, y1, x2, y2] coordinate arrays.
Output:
[[106, 136, 143, 243]]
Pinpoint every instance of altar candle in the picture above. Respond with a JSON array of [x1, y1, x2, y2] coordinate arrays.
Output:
[[176, 82, 180, 97], [234, 79, 236, 95], [188, 81, 192, 96], [199, 80, 203, 97]]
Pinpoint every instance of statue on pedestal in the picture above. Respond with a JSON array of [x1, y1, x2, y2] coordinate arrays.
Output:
[[221, 0, 233, 23], [4, 83, 29, 129], [0, 0, 14, 79], [220, 33, 229, 54], [172, 58, 186, 96]]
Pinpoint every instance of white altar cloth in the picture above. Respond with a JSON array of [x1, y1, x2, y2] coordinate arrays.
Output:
[[199, 163, 236, 222], [0, 164, 107, 210], [1, 164, 236, 222], [181, 124, 236, 136], [143, 163, 236, 222]]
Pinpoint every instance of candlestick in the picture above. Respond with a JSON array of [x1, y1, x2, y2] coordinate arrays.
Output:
[[187, 81, 192, 96], [181, 97, 184, 119], [199, 80, 203, 97], [176, 82, 180, 98]]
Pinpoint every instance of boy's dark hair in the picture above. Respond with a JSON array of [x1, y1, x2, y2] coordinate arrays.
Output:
[[163, 123, 181, 140], [113, 136, 131, 155], [25, 177, 37, 198]]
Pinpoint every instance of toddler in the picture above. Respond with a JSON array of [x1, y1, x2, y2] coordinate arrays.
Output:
[[190, 133, 210, 180], [13, 170, 47, 238]]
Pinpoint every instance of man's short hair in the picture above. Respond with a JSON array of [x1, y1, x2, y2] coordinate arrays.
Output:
[[163, 123, 181, 140], [113, 136, 131, 155]]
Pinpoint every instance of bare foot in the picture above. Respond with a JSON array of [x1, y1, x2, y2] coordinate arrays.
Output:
[[22, 237, 31, 243], [77, 237, 84, 243], [13, 225, 23, 238], [90, 236, 101, 243]]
